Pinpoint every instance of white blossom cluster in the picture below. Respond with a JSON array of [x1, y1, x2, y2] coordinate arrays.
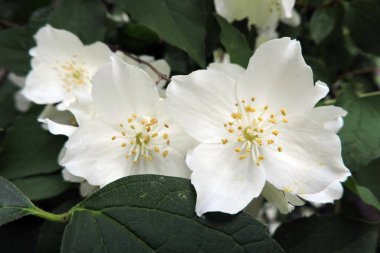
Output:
[[18, 23, 350, 217]]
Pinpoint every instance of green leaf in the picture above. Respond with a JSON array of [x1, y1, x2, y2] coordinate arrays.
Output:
[[273, 215, 378, 253], [355, 158, 380, 199], [0, 176, 33, 226], [215, 14, 252, 68], [310, 7, 337, 44], [0, 106, 68, 200], [117, 23, 160, 55], [344, 1, 380, 55], [12, 173, 69, 201], [116, 0, 207, 67], [344, 177, 380, 211], [48, 0, 108, 44], [62, 175, 283, 253], [336, 88, 380, 170], [0, 27, 34, 75]]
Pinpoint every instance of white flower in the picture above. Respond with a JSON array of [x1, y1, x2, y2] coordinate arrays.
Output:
[[214, 0, 300, 46], [167, 37, 350, 216], [214, 0, 299, 29], [8, 73, 31, 112], [60, 55, 194, 187], [40, 52, 171, 137], [22, 24, 112, 110]]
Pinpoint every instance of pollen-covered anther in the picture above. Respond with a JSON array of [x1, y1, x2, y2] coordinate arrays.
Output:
[[245, 106, 256, 112], [163, 133, 169, 139], [268, 118, 276, 124], [277, 147, 283, 152], [231, 113, 242, 119], [272, 130, 279, 136], [280, 108, 287, 116], [221, 139, 228, 144], [267, 139, 274, 145], [282, 118, 288, 123], [154, 146, 160, 153], [239, 155, 247, 160], [163, 150, 169, 158], [234, 148, 241, 153]]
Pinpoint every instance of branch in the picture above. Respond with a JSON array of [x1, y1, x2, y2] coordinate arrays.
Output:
[[336, 66, 380, 83], [125, 53, 171, 84], [0, 19, 19, 28]]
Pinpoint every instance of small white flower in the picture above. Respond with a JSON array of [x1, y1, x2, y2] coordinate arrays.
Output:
[[167, 38, 350, 216], [214, 0, 300, 46], [40, 52, 171, 137], [214, 0, 299, 29], [60, 55, 194, 187], [8, 73, 31, 112], [22, 24, 112, 110]]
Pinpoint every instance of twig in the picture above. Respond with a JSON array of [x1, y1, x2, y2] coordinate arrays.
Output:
[[125, 53, 171, 83], [335, 66, 380, 83], [0, 19, 19, 28], [323, 91, 380, 105]]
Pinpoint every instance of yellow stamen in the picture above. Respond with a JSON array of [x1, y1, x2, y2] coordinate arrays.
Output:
[[221, 139, 228, 145], [278, 147, 283, 152], [267, 139, 274, 144], [234, 148, 241, 153], [272, 130, 279, 136], [163, 150, 169, 158], [239, 155, 247, 160], [231, 113, 242, 119], [280, 108, 287, 116], [154, 146, 160, 153], [111, 136, 116, 140], [163, 133, 169, 139]]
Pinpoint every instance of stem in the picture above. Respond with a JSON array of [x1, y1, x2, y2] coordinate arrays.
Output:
[[26, 207, 72, 223], [336, 66, 380, 83], [0, 20, 19, 28], [323, 91, 380, 105], [125, 53, 171, 83]]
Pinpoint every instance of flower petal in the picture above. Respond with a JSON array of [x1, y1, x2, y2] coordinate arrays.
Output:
[[214, 0, 247, 22], [281, 0, 296, 18], [313, 81, 329, 105], [167, 70, 236, 143], [308, 105, 347, 133], [92, 55, 160, 124], [236, 38, 315, 116], [299, 181, 344, 203], [190, 143, 266, 216], [207, 62, 245, 80], [60, 117, 132, 186], [82, 42, 112, 75], [262, 116, 350, 195], [133, 148, 191, 179], [23, 63, 67, 104], [32, 24, 83, 62], [261, 183, 292, 214]]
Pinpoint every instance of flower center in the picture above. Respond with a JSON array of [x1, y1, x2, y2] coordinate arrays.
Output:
[[221, 97, 288, 166], [111, 114, 170, 163], [54, 56, 89, 93]]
